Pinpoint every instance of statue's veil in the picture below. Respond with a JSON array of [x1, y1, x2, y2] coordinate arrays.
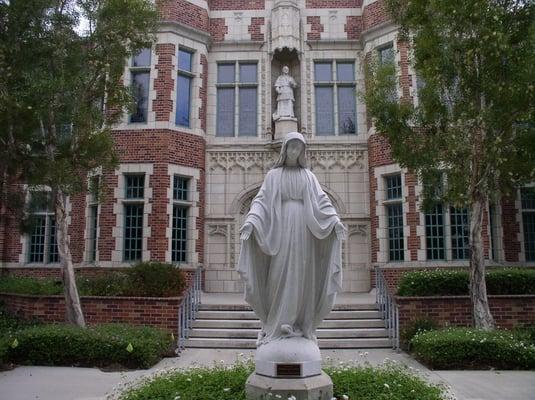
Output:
[[272, 132, 308, 169]]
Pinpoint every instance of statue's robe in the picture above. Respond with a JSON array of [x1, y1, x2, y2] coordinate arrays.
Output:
[[237, 167, 342, 345]]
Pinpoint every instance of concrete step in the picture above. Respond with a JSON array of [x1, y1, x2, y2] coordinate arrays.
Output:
[[198, 303, 378, 311], [189, 328, 389, 339], [191, 318, 386, 329], [195, 310, 382, 320], [185, 337, 392, 349]]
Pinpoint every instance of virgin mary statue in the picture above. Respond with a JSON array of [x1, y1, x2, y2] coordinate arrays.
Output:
[[237, 132, 346, 347]]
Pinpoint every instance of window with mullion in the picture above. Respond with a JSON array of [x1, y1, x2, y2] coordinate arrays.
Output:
[[387, 203, 404, 261], [176, 48, 194, 127], [125, 174, 145, 199], [172, 205, 188, 263], [173, 176, 189, 201], [450, 206, 470, 260], [28, 191, 59, 264], [129, 48, 151, 123], [124, 204, 144, 261], [29, 215, 46, 263], [425, 204, 445, 260], [521, 188, 535, 261]]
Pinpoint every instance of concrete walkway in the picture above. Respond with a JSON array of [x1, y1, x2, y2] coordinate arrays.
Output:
[[1, 348, 534, 400]]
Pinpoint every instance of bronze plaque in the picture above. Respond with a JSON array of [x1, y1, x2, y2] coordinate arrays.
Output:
[[276, 363, 302, 377]]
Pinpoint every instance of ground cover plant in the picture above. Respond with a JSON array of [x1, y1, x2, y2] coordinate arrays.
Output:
[[0, 308, 175, 370], [397, 268, 535, 296], [110, 357, 449, 400], [411, 328, 535, 370]]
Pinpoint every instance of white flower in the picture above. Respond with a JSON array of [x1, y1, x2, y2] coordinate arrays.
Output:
[[384, 383, 390, 389], [342, 395, 349, 400], [223, 388, 230, 392], [186, 378, 191, 382], [288, 396, 297, 400], [174, 396, 180, 400]]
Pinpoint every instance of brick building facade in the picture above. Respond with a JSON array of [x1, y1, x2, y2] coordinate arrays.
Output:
[[1, 0, 533, 293]]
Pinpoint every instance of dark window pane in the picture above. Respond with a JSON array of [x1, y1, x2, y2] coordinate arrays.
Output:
[[217, 63, 235, 84], [387, 203, 404, 261], [88, 205, 98, 262], [176, 74, 192, 127], [425, 204, 445, 260], [315, 86, 334, 135], [239, 63, 257, 83], [125, 175, 145, 199], [130, 72, 150, 123], [338, 86, 356, 134], [29, 215, 46, 263], [378, 44, 394, 65], [173, 176, 189, 201], [48, 217, 59, 263], [314, 62, 332, 81], [216, 88, 235, 136], [450, 207, 470, 260], [178, 49, 192, 72], [172, 206, 188, 263], [524, 212, 535, 261], [124, 204, 144, 261], [521, 188, 535, 209], [337, 62, 354, 82], [239, 87, 257, 136], [132, 48, 151, 67], [386, 174, 402, 200]]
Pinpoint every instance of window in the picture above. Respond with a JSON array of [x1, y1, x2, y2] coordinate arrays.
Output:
[[216, 62, 258, 137], [378, 43, 395, 65], [314, 61, 357, 135], [28, 192, 59, 263], [521, 187, 535, 261], [450, 207, 470, 260], [385, 174, 404, 261], [176, 48, 193, 127], [130, 48, 151, 123], [425, 204, 445, 260], [123, 174, 145, 261], [87, 175, 100, 262], [172, 176, 190, 263]]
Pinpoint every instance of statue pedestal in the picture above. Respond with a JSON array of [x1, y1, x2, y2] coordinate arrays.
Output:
[[246, 337, 333, 400], [274, 117, 298, 140]]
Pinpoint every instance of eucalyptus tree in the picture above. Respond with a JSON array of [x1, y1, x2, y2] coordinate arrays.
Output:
[[365, 0, 535, 328]]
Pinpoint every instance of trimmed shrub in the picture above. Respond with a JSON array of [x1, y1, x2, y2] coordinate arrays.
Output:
[[397, 268, 535, 296], [0, 276, 62, 296], [2, 322, 174, 369], [125, 262, 185, 297], [411, 328, 535, 369], [76, 272, 130, 296], [400, 317, 439, 349]]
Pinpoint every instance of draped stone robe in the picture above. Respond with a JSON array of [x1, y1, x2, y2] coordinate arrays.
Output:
[[237, 166, 342, 345]]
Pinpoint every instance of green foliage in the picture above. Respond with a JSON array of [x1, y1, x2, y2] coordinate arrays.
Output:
[[0, 276, 63, 296], [397, 268, 535, 296], [76, 272, 131, 297], [401, 317, 439, 348], [1, 322, 174, 369], [411, 328, 535, 369], [125, 262, 186, 297], [513, 326, 535, 346], [115, 360, 446, 400]]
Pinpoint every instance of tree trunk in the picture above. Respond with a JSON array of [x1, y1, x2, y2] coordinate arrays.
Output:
[[55, 189, 86, 327], [469, 192, 495, 330]]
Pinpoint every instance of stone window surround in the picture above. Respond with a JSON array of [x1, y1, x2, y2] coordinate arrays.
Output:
[[111, 164, 153, 265], [115, 29, 207, 137], [518, 183, 535, 263], [19, 185, 71, 266], [208, 52, 263, 140], [84, 168, 102, 263], [166, 164, 200, 267]]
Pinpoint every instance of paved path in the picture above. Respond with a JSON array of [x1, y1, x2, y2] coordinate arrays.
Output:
[[1, 349, 534, 400]]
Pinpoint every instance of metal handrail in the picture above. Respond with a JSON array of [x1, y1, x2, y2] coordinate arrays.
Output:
[[375, 266, 400, 351], [177, 266, 202, 353]]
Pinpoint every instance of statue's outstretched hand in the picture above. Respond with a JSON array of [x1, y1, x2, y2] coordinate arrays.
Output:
[[240, 222, 253, 241], [335, 222, 347, 241]]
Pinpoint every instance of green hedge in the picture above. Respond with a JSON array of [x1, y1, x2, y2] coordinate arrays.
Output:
[[397, 268, 535, 296], [411, 328, 535, 369], [1, 322, 174, 369], [0, 262, 185, 297]]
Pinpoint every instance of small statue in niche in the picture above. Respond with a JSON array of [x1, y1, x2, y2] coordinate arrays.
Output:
[[273, 65, 297, 120]]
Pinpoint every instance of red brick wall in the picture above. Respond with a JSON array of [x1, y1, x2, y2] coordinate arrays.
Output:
[[209, 0, 265, 10], [397, 295, 535, 331], [210, 18, 228, 42], [157, 0, 209, 32], [153, 43, 176, 122], [306, 0, 362, 7], [345, 16, 363, 40], [405, 172, 420, 261], [307, 16, 324, 40], [199, 55, 208, 132], [69, 193, 87, 263], [248, 17, 265, 41], [96, 170, 118, 262], [502, 195, 520, 262], [397, 39, 413, 103], [363, 0, 390, 31], [0, 293, 181, 334]]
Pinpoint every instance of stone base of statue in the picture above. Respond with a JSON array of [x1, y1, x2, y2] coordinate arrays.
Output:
[[245, 337, 333, 400], [273, 116, 298, 140]]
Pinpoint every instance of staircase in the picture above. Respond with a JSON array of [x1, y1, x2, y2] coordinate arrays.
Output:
[[185, 303, 392, 349]]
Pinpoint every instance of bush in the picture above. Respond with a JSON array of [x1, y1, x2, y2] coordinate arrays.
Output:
[[397, 268, 535, 296], [400, 317, 439, 349], [112, 360, 447, 400], [514, 325, 535, 346], [2, 322, 174, 370], [411, 328, 535, 369], [0, 276, 62, 296], [76, 272, 130, 297], [125, 262, 185, 297]]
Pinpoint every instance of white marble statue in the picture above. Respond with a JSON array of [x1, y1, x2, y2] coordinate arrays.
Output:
[[238, 132, 347, 347], [273, 66, 297, 120]]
